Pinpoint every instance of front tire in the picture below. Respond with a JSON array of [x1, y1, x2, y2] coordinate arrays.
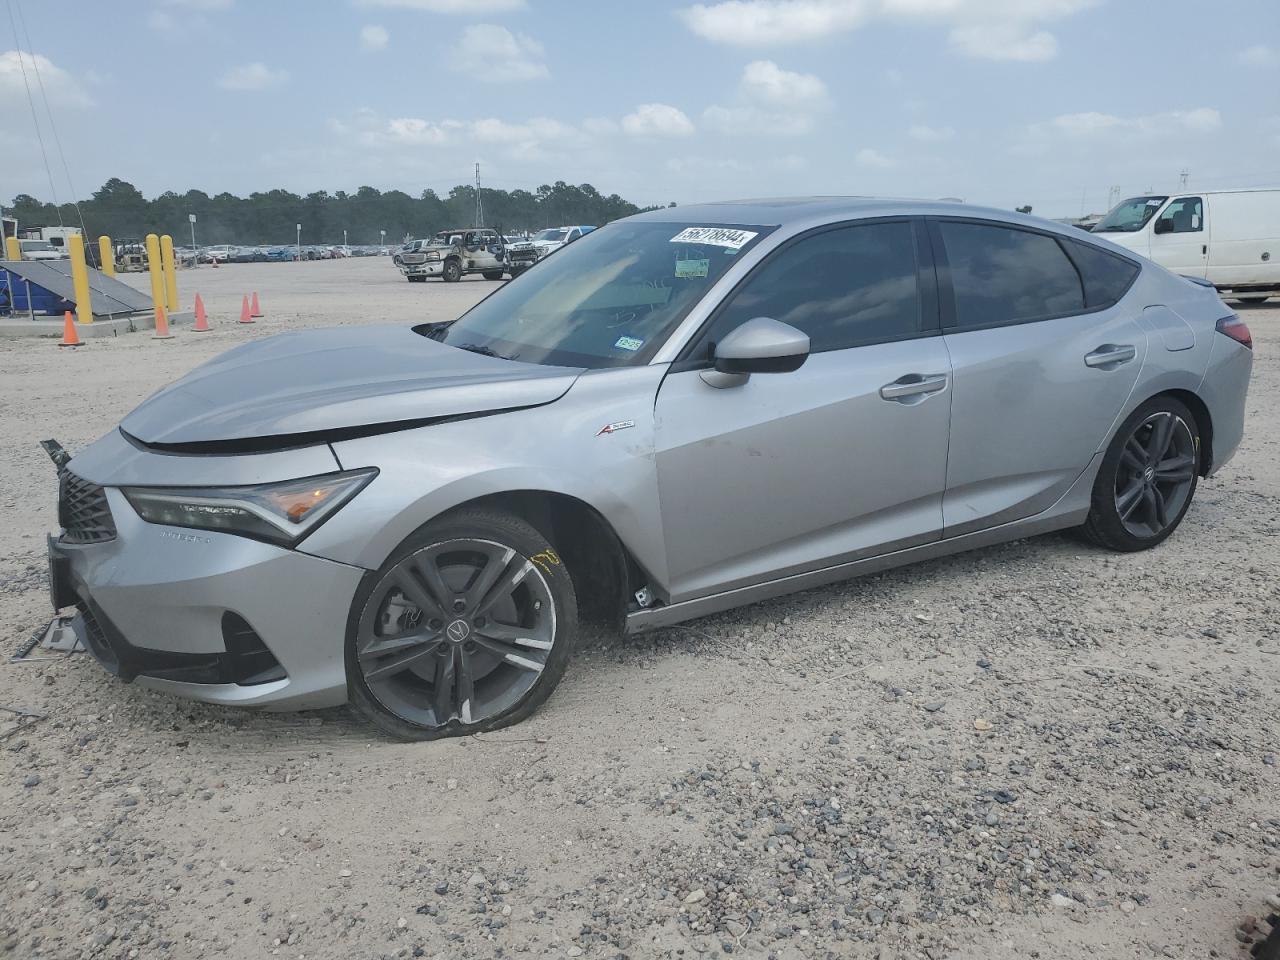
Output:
[[346, 509, 578, 741], [442, 258, 462, 283], [1079, 396, 1200, 552]]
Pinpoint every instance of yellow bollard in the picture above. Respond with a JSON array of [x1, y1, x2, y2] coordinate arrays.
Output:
[[160, 234, 179, 311], [99, 236, 115, 276], [4, 235, 20, 260], [69, 234, 94, 325], [145, 234, 165, 324]]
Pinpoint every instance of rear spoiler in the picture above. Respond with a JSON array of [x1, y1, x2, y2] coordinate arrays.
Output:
[[1179, 274, 1216, 289]]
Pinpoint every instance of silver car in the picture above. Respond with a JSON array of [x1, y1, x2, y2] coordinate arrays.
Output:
[[46, 198, 1253, 740]]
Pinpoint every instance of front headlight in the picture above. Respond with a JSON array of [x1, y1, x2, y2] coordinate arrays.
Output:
[[424, 251, 441, 261], [122, 469, 377, 547]]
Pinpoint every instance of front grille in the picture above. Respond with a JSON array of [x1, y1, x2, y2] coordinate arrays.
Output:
[[59, 470, 116, 544], [400, 253, 427, 265], [510, 248, 539, 261]]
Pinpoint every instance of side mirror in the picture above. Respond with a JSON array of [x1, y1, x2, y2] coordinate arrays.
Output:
[[1153, 218, 1174, 235], [713, 317, 810, 376]]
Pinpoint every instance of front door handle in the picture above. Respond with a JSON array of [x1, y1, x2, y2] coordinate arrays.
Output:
[[1083, 344, 1137, 368], [880, 373, 948, 401]]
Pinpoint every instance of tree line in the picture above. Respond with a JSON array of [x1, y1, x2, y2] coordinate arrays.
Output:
[[4, 178, 660, 247]]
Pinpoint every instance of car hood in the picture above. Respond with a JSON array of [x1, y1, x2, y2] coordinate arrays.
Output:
[[121, 325, 583, 447]]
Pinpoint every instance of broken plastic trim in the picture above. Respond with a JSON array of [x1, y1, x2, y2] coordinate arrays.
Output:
[[118, 405, 527, 456]]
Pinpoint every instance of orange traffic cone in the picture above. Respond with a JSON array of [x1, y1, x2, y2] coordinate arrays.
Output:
[[249, 291, 263, 318], [193, 293, 210, 332], [153, 304, 174, 339], [239, 294, 254, 324], [58, 310, 82, 348]]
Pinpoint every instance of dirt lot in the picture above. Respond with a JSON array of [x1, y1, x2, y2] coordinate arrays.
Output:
[[1, 257, 1277, 960]]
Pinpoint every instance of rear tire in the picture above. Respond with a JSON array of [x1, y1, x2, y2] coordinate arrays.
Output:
[[442, 258, 462, 283], [482, 270, 505, 281], [346, 509, 578, 741], [1079, 395, 1200, 552], [1233, 294, 1270, 304]]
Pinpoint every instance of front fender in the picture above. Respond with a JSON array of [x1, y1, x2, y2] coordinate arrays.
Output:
[[301, 365, 671, 588]]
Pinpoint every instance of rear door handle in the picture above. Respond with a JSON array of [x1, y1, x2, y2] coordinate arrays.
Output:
[[1083, 344, 1137, 368], [880, 373, 948, 401]]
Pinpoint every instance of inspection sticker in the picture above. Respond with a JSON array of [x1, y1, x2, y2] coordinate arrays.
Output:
[[614, 335, 644, 351], [675, 258, 709, 278], [669, 226, 758, 250]]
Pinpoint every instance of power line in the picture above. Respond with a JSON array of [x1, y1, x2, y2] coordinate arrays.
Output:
[[4, 0, 62, 226], [14, 0, 86, 237]]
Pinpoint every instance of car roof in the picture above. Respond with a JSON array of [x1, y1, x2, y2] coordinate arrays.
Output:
[[628, 196, 1028, 227]]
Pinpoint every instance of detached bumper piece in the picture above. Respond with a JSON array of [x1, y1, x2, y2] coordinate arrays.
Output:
[[71, 599, 287, 686]]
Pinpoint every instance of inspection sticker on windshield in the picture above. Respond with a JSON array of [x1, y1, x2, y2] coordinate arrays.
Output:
[[669, 227, 758, 250], [675, 258, 709, 278], [614, 335, 644, 352]]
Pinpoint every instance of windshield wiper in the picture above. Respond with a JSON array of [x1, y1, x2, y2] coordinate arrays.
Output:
[[419, 320, 455, 341], [455, 342, 504, 359]]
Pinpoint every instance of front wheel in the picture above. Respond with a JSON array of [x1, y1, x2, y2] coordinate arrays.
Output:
[[346, 509, 578, 741], [442, 259, 462, 283], [1079, 396, 1200, 552]]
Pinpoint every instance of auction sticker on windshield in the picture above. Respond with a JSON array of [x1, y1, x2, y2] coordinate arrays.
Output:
[[669, 227, 758, 250]]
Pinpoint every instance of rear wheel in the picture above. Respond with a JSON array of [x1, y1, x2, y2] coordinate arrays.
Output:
[[482, 270, 505, 281], [442, 258, 462, 283], [1233, 294, 1270, 304], [346, 510, 577, 741], [1079, 396, 1200, 551]]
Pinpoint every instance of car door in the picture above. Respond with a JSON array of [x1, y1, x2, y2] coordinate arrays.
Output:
[[932, 219, 1148, 536], [653, 218, 952, 602], [1149, 196, 1208, 277]]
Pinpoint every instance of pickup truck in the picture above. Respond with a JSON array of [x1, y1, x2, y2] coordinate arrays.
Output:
[[394, 228, 507, 282]]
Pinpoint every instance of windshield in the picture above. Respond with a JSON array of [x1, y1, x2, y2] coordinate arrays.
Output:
[[534, 229, 567, 243], [426, 220, 773, 368], [1094, 196, 1168, 233]]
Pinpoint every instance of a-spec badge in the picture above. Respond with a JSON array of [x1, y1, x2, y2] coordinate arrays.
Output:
[[596, 420, 635, 437]]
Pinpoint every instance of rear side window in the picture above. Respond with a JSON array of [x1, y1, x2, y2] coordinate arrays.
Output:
[[938, 221, 1084, 328], [701, 220, 921, 354], [1062, 239, 1140, 308]]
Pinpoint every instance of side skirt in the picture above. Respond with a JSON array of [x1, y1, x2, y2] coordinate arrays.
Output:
[[624, 506, 1088, 635]]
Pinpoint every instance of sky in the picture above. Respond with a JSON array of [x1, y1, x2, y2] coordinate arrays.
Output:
[[2, 0, 1278, 218]]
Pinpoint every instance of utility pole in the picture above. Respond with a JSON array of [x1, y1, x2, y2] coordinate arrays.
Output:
[[474, 162, 484, 228], [189, 213, 197, 268], [1179, 169, 1190, 189]]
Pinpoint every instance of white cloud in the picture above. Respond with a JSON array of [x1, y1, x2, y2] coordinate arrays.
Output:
[[450, 24, 548, 82], [704, 59, 827, 135], [678, 0, 1100, 61], [376, 117, 460, 145], [583, 116, 619, 135], [360, 24, 389, 51], [621, 103, 696, 137], [1238, 44, 1277, 68], [217, 62, 289, 91], [356, 0, 525, 11], [703, 104, 816, 136], [159, 0, 233, 8], [0, 51, 91, 107], [471, 116, 577, 144], [909, 123, 954, 142], [1036, 107, 1221, 139], [854, 147, 892, 168], [739, 59, 826, 105]]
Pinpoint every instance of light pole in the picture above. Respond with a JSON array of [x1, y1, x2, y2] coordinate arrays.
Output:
[[296, 222, 301, 262], [380, 228, 385, 252], [188, 213, 197, 268], [343, 228, 347, 253]]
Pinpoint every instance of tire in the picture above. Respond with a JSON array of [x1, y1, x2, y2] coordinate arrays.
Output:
[[442, 258, 462, 283], [1078, 395, 1200, 552], [1233, 294, 1270, 304], [482, 270, 505, 281], [406, 275, 424, 283], [346, 509, 578, 741]]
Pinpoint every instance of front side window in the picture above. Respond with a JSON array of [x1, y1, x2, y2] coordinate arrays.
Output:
[[938, 221, 1084, 328], [428, 220, 773, 368], [1155, 196, 1203, 234], [1094, 196, 1168, 233], [696, 220, 921, 355]]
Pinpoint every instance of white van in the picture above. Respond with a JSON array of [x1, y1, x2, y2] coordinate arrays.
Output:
[[1092, 188, 1279, 303]]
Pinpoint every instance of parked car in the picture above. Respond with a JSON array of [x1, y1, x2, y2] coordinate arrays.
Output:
[[45, 198, 1252, 740], [505, 225, 595, 275], [395, 228, 507, 282], [202, 245, 235, 264], [1093, 189, 1280, 303], [17, 239, 69, 261]]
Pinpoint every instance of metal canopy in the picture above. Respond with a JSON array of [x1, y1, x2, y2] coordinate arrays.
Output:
[[0, 259, 152, 318]]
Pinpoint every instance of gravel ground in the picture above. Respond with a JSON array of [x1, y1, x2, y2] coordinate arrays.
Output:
[[0, 257, 1277, 960]]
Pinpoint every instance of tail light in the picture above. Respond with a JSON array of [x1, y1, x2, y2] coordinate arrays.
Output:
[[1216, 315, 1252, 349]]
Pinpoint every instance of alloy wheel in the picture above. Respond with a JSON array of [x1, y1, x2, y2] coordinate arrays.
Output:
[[356, 539, 556, 728], [1113, 411, 1197, 538]]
